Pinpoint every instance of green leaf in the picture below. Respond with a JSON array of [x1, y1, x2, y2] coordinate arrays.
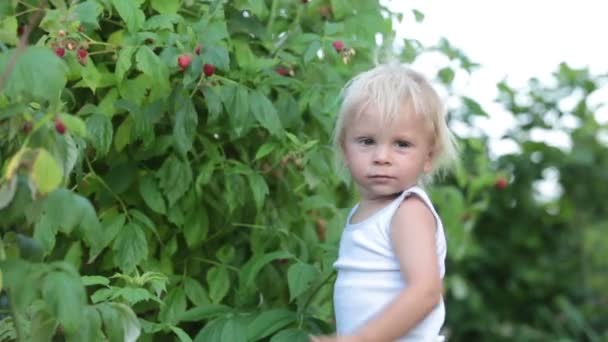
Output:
[[287, 262, 319, 302], [0, 15, 18, 45], [111, 0, 145, 32], [222, 84, 250, 136], [58, 113, 87, 138], [157, 155, 193, 207], [79, 59, 102, 92], [74, 0, 103, 26], [179, 304, 232, 322], [144, 14, 180, 30], [412, 9, 425, 22], [207, 265, 230, 303], [116, 46, 136, 81], [330, 0, 350, 20], [42, 268, 87, 333], [112, 222, 148, 273], [159, 287, 187, 325], [303, 40, 321, 63], [151, 0, 180, 15], [269, 328, 309, 342], [247, 309, 296, 341], [240, 251, 292, 288], [462, 96, 489, 116], [82, 275, 110, 287], [250, 90, 282, 136], [0, 47, 67, 103], [203, 85, 223, 122], [135, 46, 170, 96], [86, 113, 113, 156], [254, 143, 275, 160], [200, 44, 230, 70], [138, 174, 166, 214], [249, 172, 268, 212], [97, 303, 125, 342], [173, 93, 198, 157], [183, 204, 208, 248], [184, 277, 210, 306], [0, 176, 17, 210], [170, 325, 193, 342], [221, 318, 247, 342], [114, 116, 133, 152], [31, 149, 63, 195]]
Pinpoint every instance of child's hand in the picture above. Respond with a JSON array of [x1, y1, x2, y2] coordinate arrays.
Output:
[[309, 334, 365, 342]]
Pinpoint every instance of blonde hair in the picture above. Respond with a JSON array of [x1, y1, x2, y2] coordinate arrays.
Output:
[[333, 62, 458, 182]]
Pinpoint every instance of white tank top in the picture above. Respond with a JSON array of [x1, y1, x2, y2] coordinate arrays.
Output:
[[333, 186, 447, 342]]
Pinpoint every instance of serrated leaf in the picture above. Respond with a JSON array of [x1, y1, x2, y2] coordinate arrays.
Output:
[[173, 93, 198, 157], [159, 288, 187, 325], [200, 44, 230, 70], [135, 46, 170, 96], [250, 90, 282, 136], [157, 155, 192, 206], [82, 275, 110, 287], [0, 15, 18, 45], [58, 113, 87, 138], [86, 113, 113, 156], [116, 46, 136, 81], [247, 309, 296, 341], [249, 172, 268, 212], [151, 0, 180, 14], [42, 268, 87, 333], [221, 318, 247, 342], [170, 326, 193, 342], [79, 58, 102, 92], [138, 174, 166, 214], [254, 143, 275, 160], [287, 262, 319, 301], [144, 14, 180, 30], [240, 251, 292, 288], [0, 177, 17, 210], [74, 0, 103, 26], [183, 204, 208, 248], [0, 47, 67, 103], [111, 0, 145, 32], [207, 266, 230, 303], [97, 303, 125, 342], [112, 222, 148, 273], [184, 277, 210, 306], [31, 149, 63, 195], [114, 116, 133, 152], [269, 328, 309, 342], [179, 304, 232, 322]]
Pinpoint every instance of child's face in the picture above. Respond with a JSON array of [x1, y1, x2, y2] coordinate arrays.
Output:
[[342, 106, 434, 201]]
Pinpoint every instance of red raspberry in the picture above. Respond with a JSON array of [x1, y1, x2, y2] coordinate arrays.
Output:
[[178, 54, 191, 71], [203, 63, 215, 77], [276, 66, 289, 76], [54, 47, 66, 58], [495, 178, 508, 190], [332, 40, 344, 52], [55, 119, 66, 135]]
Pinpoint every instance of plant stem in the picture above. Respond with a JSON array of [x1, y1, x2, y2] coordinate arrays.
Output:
[[266, 0, 278, 31], [84, 156, 130, 216]]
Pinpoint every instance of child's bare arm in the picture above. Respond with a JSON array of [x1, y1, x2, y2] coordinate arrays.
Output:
[[353, 195, 443, 342]]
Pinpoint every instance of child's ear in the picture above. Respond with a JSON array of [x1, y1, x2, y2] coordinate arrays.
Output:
[[423, 149, 434, 173]]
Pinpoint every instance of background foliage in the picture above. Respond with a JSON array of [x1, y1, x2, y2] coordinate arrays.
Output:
[[0, 0, 606, 341]]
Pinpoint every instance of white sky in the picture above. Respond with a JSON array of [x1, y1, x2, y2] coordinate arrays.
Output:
[[386, 0, 608, 156]]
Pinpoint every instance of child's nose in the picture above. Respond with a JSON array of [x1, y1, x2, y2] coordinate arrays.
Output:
[[372, 145, 391, 164]]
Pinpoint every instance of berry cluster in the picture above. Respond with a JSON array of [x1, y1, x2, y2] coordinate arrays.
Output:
[[50, 29, 88, 65], [177, 45, 216, 77]]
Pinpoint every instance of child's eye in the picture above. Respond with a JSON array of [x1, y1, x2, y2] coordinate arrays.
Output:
[[357, 137, 375, 145], [395, 140, 411, 148]]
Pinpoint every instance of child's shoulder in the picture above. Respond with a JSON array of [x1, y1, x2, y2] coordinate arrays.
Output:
[[390, 191, 436, 234]]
